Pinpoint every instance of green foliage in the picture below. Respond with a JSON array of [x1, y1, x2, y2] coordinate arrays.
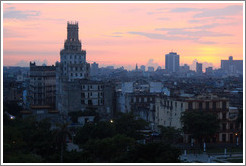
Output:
[[4, 112, 181, 163], [4, 153, 44, 163], [159, 126, 183, 144], [114, 112, 149, 139], [126, 142, 181, 163], [3, 101, 22, 117], [181, 111, 219, 142], [74, 121, 116, 145], [82, 134, 135, 162], [3, 116, 58, 163], [75, 112, 148, 146]]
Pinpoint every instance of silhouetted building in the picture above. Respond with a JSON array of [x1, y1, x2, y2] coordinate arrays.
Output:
[[29, 62, 56, 108], [56, 22, 113, 117], [165, 52, 180, 73], [205, 67, 213, 74], [180, 64, 190, 73], [221, 56, 243, 74], [196, 62, 203, 74], [90, 62, 99, 77]]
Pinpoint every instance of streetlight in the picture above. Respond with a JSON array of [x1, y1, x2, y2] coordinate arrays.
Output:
[[235, 133, 239, 146], [110, 119, 114, 123]]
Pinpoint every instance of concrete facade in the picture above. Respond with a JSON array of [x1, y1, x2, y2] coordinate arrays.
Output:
[[29, 62, 56, 108], [56, 22, 114, 117], [155, 94, 240, 144]]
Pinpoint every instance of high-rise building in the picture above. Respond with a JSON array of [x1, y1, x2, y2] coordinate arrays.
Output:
[[180, 64, 190, 73], [90, 62, 99, 77], [205, 67, 213, 74], [196, 62, 203, 74], [135, 64, 138, 71], [57, 22, 90, 81], [56, 22, 114, 116], [221, 56, 243, 74], [56, 22, 90, 114], [29, 62, 56, 112], [165, 52, 180, 73]]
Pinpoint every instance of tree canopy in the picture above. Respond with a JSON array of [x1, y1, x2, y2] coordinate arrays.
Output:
[[181, 110, 219, 142]]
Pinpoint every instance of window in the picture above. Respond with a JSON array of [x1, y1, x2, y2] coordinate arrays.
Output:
[[222, 101, 227, 110], [223, 113, 226, 119], [181, 103, 183, 108], [81, 93, 85, 97], [199, 102, 203, 110], [206, 102, 209, 110], [230, 123, 233, 129], [222, 134, 226, 142], [81, 100, 84, 104], [175, 102, 177, 107], [188, 102, 193, 110], [213, 102, 216, 109], [222, 123, 227, 130], [71, 73, 73, 76]]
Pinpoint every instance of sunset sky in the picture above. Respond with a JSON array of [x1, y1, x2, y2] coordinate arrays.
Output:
[[2, 2, 244, 70]]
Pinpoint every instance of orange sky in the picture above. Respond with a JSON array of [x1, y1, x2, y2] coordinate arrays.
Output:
[[2, 2, 244, 70]]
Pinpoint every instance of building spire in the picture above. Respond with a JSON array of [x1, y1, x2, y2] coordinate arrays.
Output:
[[135, 64, 138, 71]]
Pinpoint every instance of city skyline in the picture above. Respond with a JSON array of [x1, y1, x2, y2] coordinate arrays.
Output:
[[2, 2, 244, 70]]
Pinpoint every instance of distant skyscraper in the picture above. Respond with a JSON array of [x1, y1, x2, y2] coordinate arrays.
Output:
[[196, 62, 203, 74], [135, 64, 138, 71], [165, 52, 180, 73], [90, 62, 99, 76], [140, 65, 145, 71], [221, 56, 243, 74], [205, 67, 213, 74], [180, 64, 190, 73]]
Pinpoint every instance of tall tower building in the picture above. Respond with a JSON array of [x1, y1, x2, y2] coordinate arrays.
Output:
[[165, 52, 180, 73], [56, 22, 90, 114], [196, 62, 203, 74], [56, 22, 114, 117], [58, 22, 90, 81]]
